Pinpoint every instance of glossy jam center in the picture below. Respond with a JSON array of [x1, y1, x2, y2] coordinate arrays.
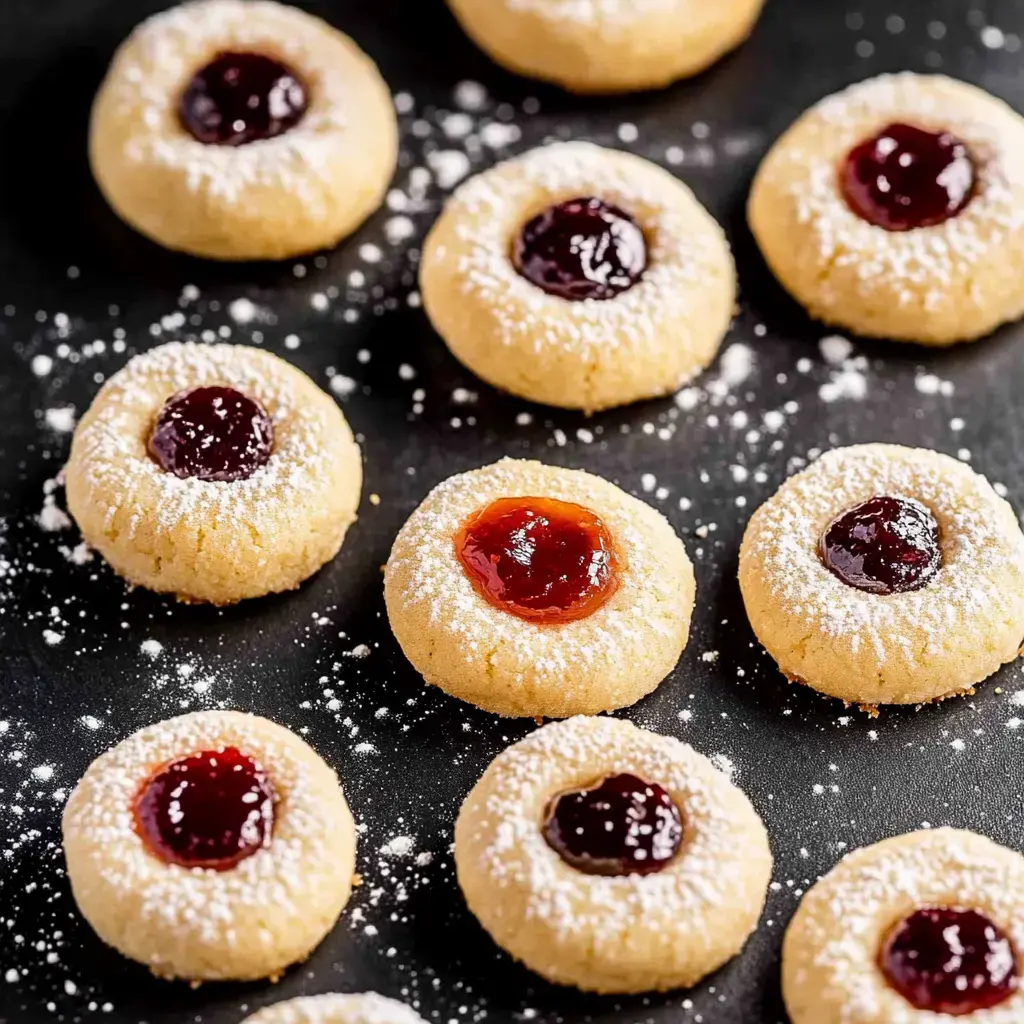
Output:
[[180, 51, 308, 146], [819, 495, 941, 595], [840, 122, 975, 231], [135, 747, 274, 871], [542, 773, 683, 876], [148, 385, 273, 483], [512, 196, 647, 301], [454, 496, 618, 624], [880, 907, 1018, 1014]]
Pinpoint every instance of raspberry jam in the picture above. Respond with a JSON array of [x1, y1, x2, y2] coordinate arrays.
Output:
[[880, 907, 1018, 1014], [148, 385, 273, 483], [179, 51, 308, 146], [542, 773, 683, 876], [840, 123, 975, 231], [511, 196, 647, 301], [135, 747, 274, 871], [819, 495, 941, 595], [454, 497, 618, 624]]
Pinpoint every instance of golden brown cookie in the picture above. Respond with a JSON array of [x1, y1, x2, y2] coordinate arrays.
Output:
[[783, 828, 1024, 1023], [749, 73, 1024, 344], [420, 142, 735, 411], [90, 0, 397, 260], [62, 711, 356, 982], [445, 0, 766, 94], [241, 993, 427, 1024], [65, 341, 362, 605], [455, 715, 772, 993], [384, 458, 695, 718], [739, 443, 1024, 707]]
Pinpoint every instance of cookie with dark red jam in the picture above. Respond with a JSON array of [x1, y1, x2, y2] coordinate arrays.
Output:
[[89, 0, 397, 259], [455, 715, 772, 993], [385, 459, 696, 718], [749, 72, 1024, 344], [420, 142, 736, 411], [783, 828, 1024, 1024], [65, 342, 362, 605], [740, 443, 1024, 706], [62, 711, 357, 982]]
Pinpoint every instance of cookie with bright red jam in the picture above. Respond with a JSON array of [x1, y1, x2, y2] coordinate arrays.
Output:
[[512, 196, 647, 301], [180, 51, 308, 146], [543, 772, 683, 876], [819, 494, 941, 595], [454, 496, 618, 624], [135, 747, 274, 871], [148, 385, 273, 483], [840, 123, 975, 231], [880, 907, 1017, 1014]]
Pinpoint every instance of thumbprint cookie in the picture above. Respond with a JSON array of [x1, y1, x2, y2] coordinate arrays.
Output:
[[64, 342, 362, 605], [241, 993, 428, 1024], [384, 458, 695, 718], [62, 711, 357, 982], [454, 715, 772, 993], [89, 0, 397, 260], [445, 0, 766, 94], [783, 828, 1024, 1023], [420, 142, 735, 411], [739, 443, 1024, 707], [749, 73, 1024, 344]]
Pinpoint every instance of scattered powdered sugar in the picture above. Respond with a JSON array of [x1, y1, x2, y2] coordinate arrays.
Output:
[[43, 406, 76, 433], [380, 835, 416, 858], [818, 335, 853, 365], [140, 639, 164, 660], [426, 150, 471, 190]]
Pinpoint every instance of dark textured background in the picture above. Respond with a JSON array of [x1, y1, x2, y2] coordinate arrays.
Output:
[[2, 1, 1024, 1022]]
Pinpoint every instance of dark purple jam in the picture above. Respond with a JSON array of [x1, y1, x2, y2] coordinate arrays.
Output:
[[880, 907, 1018, 1014], [135, 747, 274, 871], [819, 495, 941, 595], [512, 196, 647, 301], [179, 51, 307, 146], [148, 385, 273, 483], [840, 122, 975, 231], [542, 773, 683, 876]]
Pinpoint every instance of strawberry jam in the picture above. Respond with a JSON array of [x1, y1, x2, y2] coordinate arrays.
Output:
[[512, 196, 647, 301], [542, 773, 683, 876], [819, 495, 940, 595], [454, 496, 618, 624], [135, 747, 274, 871], [180, 51, 308, 146], [880, 907, 1017, 1014], [148, 385, 273, 482], [840, 123, 975, 231]]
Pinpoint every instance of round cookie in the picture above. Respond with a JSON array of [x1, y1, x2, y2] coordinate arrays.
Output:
[[783, 828, 1024, 1023], [384, 458, 695, 718], [90, 0, 397, 260], [749, 73, 1024, 345], [454, 715, 773, 993], [739, 443, 1024, 707], [62, 710, 357, 982], [420, 142, 736, 411], [445, 0, 766, 94], [241, 993, 427, 1024], [65, 341, 362, 605]]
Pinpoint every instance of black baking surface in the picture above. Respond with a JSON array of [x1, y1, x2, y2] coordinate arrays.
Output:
[[2, 1, 1024, 1022]]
